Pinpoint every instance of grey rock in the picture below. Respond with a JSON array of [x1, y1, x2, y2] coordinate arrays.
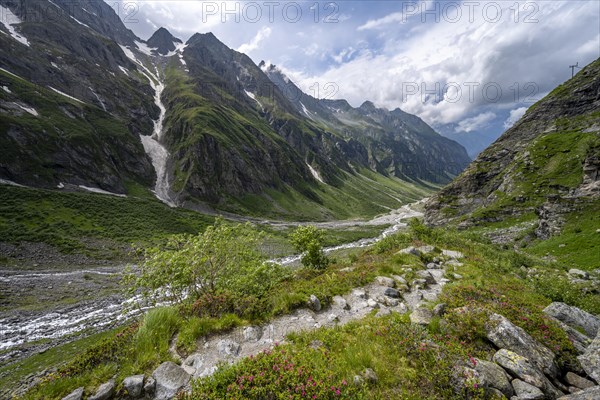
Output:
[[327, 313, 340, 323], [153, 362, 191, 400], [217, 339, 241, 356], [577, 332, 600, 383], [243, 326, 262, 342], [184, 354, 203, 370], [410, 308, 433, 325], [391, 275, 407, 285], [397, 246, 421, 256], [433, 303, 447, 317], [512, 379, 545, 400], [415, 270, 436, 285], [352, 289, 368, 299], [557, 386, 600, 399], [453, 273, 463, 279], [375, 276, 396, 287], [493, 349, 561, 398], [568, 386, 582, 394], [550, 317, 593, 354], [332, 295, 349, 310], [397, 284, 410, 292], [416, 245, 435, 254], [442, 249, 464, 259], [89, 380, 115, 400], [61, 387, 84, 400], [565, 372, 595, 389], [363, 368, 378, 383], [426, 262, 441, 269], [544, 302, 600, 339], [367, 299, 379, 309], [353, 375, 364, 385], [473, 358, 514, 397], [384, 288, 400, 298], [123, 375, 144, 398], [486, 313, 558, 378], [143, 376, 155, 395], [568, 269, 589, 280], [308, 294, 321, 311]]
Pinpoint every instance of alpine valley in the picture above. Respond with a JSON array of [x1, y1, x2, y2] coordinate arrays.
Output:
[[0, 1, 599, 400]]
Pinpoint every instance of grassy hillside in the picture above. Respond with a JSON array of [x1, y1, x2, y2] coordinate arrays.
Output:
[[12, 221, 598, 399]]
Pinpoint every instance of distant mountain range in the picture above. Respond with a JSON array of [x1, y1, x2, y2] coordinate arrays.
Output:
[[0, 0, 470, 217]]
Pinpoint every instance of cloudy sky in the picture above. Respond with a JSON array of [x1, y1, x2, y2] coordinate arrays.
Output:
[[110, 0, 600, 156]]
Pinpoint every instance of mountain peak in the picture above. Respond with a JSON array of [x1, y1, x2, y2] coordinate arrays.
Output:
[[359, 100, 377, 112], [147, 27, 182, 55]]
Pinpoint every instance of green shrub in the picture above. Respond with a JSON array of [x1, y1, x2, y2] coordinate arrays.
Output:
[[289, 225, 329, 269]]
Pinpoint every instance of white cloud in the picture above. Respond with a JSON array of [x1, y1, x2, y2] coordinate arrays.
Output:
[[237, 26, 272, 54], [503, 107, 528, 129], [456, 112, 496, 133]]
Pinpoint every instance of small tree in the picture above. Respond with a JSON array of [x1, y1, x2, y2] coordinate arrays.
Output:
[[289, 225, 329, 269], [124, 217, 284, 306]]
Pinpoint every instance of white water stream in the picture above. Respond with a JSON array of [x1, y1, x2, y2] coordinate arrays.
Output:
[[0, 204, 422, 352]]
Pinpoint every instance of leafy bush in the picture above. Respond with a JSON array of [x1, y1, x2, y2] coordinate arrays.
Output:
[[124, 218, 286, 307], [289, 225, 329, 269]]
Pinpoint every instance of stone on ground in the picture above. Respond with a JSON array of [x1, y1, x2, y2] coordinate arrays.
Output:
[[512, 379, 545, 400], [577, 332, 600, 383], [410, 307, 433, 325], [472, 358, 514, 397], [564, 372, 595, 389], [307, 294, 321, 311], [152, 361, 191, 400], [557, 386, 600, 399], [544, 302, 600, 339], [88, 379, 115, 400], [123, 375, 144, 398], [375, 276, 396, 287], [61, 387, 84, 400]]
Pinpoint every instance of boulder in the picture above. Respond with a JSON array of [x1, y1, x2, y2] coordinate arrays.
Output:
[[61, 387, 84, 400], [217, 339, 241, 356], [307, 294, 321, 311], [88, 380, 115, 400], [243, 326, 262, 342], [152, 362, 191, 400], [544, 302, 600, 339], [565, 372, 595, 389], [384, 288, 400, 298], [512, 379, 545, 400], [577, 332, 600, 383], [391, 275, 407, 285], [568, 269, 589, 280], [123, 375, 144, 398], [472, 358, 514, 397], [410, 307, 433, 325], [493, 349, 561, 398], [557, 386, 600, 399], [486, 313, 558, 377], [375, 276, 396, 287]]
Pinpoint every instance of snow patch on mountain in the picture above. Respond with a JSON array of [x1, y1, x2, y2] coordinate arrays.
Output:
[[79, 185, 126, 197], [0, 5, 30, 46], [49, 87, 86, 104]]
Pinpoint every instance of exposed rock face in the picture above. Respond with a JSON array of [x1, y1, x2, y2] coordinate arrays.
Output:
[[544, 302, 600, 339], [147, 27, 182, 55], [486, 313, 558, 378], [152, 362, 191, 400]]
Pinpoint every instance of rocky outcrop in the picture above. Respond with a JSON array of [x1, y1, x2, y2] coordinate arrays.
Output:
[[558, 386, 600, 399], [61, 387, 84, 400], [123, 375, 145, 398], [88, 380, 115, 400], [486, 313, 559, 378]]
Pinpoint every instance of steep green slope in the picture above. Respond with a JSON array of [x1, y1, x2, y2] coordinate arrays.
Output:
[[425, 58, 600, 263]]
